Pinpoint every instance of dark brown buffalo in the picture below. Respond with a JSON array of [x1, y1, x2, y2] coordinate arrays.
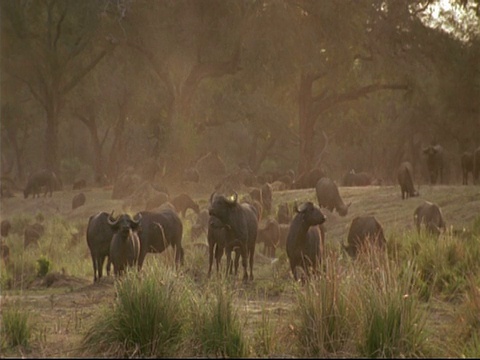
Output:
[[257, 217, 280, 258], [1, 240, 9, 265], [286, 202, 326, 282], [315, 177, 350, 216], [72, 192, 86, 210], [423, 144, 444, 185], [136, 209, 184, 269], [343, 215, 386, 258], [414, 201, 446, 237], [207, 215, 227, 277], [24, 169, 59, 198], [292, 167, 327, 189], [474, 147, 480, 185], [461, 152, 474, 185], [170, 193, 200, 218], [342, 170, 373, 186], [397, 161, 419, 200], [108, 213, 142, 276], [208, 191, 258, 282], [86, 211, 115, 283]]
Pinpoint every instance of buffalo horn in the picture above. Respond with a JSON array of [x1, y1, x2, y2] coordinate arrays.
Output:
[[227, 191, 238, 205], [297, 202, 309, 213], [133, 212, 142, 224], [107, 210, 119, 226]]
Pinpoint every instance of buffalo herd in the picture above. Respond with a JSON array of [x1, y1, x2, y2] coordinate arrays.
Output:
[[15, 143, 475, 284]]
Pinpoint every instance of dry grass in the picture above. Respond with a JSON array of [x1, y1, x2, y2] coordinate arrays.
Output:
[[1, 183, 479, 357]]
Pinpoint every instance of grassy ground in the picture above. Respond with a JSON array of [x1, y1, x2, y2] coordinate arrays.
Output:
[[1, 182, 479, 357]]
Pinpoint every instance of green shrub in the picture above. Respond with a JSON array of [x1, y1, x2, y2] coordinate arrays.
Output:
[[294, 256, 352, 356], [354, 254, 429, 358], [1, 306, 32, 349], [192, 280, 248, 358], [36, 256, 51, 277], [81, 266, 189, 357]]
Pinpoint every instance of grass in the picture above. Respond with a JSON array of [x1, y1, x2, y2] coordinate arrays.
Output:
[[1, 184, 480, 357]]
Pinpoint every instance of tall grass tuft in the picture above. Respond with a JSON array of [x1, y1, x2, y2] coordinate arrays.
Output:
[[353, 248, 429, 358], [1, 306, 32, 349], [294, 253, 352, 356], [191, 279, 248, 358], [81, 265, 189, 357]]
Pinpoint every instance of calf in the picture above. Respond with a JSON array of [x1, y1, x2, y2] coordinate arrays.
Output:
[[277, 202, 292, 225], [343, 215, 386, 259], [414, 201, 446, 238], [108, 213, 142, 277], [257, 217, 280, 258], [397, 161, 419, 199], [286, 202, 327, 282]]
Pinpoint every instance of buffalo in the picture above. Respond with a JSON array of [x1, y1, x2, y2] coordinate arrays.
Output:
[[108, 213, 142, 276], [249, 183, 273, 216], [397, 161, 419, 199], [461, 152, 474, 185], [170, 193, 200, 218], [343, 215, 386, 259], [423, 144, 444, 184], [315, 177, 350, 216], [277, 202, 292, 225], [257, 217, 280, 258], [208, 191, 258, 282], [72, 192, 86, 210], [72, 179, 87, 190], [474, 147, 480, 184], [414, 201, 446, 238], [292, 167, 327, 189], [286, 202, 326, 282], [1, 219, 11, 237], [24, 223, 45, 248], [136, 208, 184, 269], [1, 240, 9, 265], [24, 169, 59, 198], [207, 215, 227, 277], [342, 170, 374, 186], [86, 211, 115, 283]]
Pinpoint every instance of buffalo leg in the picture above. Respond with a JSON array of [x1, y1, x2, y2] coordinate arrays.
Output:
[[208, 242, 215, 278]]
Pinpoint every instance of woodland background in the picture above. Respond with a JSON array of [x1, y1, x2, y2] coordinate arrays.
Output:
[[1, 0, 479, 189]]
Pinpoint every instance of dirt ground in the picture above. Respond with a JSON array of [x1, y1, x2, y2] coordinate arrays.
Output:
[[1, 183, 479, 357]]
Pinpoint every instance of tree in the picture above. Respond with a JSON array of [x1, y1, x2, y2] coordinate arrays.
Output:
[[1, 0, 118, 174]]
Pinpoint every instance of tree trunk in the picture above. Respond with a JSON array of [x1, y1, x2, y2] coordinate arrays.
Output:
[[45, 105, 59, 175], [298, 73, 315, 175]]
